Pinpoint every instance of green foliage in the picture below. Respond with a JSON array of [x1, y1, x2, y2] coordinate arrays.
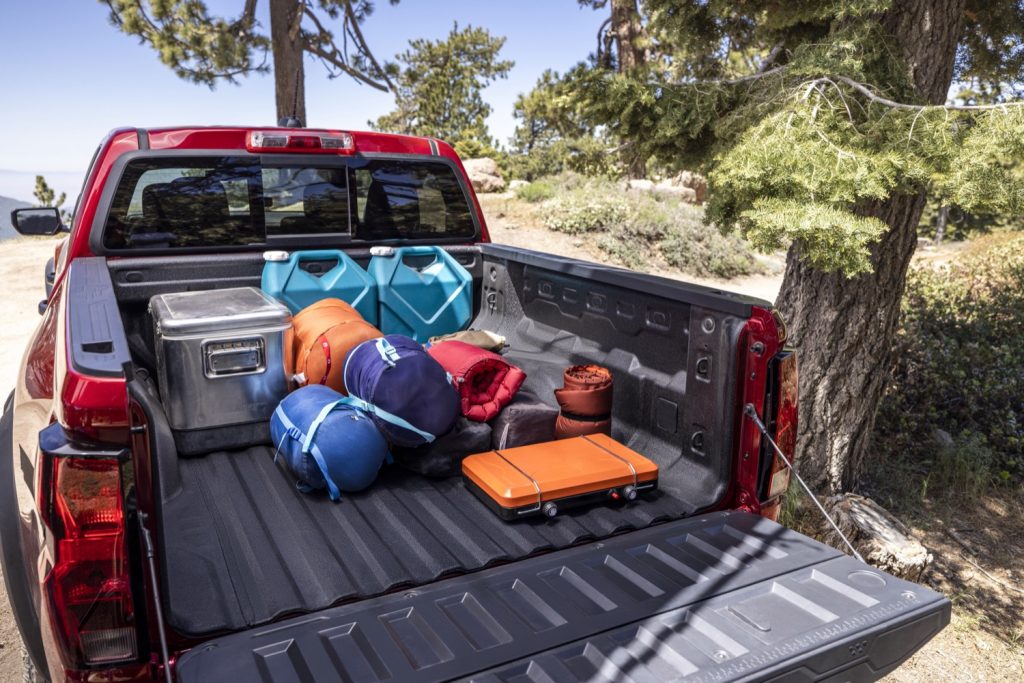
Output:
[[514, 180, 555, 203], [536, 174, 760, 278], [372, 23, 513, 148], [33, 175, 65, 210], [540, 186, 629, 235], [874, 233, 1024, 487], [559, 1, 1024, 277], [507, 69, 614, 180], [101, 0, 397, 115], [926, 432, 999, 500], [738, 200, 886, 275], [102, 0, 268, 85]]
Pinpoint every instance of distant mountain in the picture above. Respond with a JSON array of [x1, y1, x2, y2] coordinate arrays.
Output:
[[0, 195, 32, 240]]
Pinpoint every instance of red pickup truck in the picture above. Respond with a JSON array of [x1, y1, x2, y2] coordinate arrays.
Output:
[[2, 126, 948, 682]]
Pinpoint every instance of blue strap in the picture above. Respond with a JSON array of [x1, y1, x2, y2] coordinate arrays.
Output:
[[273, 405, 343, 501], [375, 338, 400, 366], [337, 395, 436, 443]]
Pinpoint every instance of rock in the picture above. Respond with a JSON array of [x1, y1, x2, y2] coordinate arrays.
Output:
[[628, 177, 700, 203], [627, 178, 655, 192], [676, 170, 708, 203], [931, 428, 955, 450], [463, 157, 506, 193], [508, 179, 529, 190], [819, 493, 933, 581], [653, 180, 698, 203]]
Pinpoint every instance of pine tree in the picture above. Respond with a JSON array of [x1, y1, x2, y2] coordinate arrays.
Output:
[[565, 0, 1024, 491], [33, 175, 71, 224], [33, 176, 65, 210], [101, 0, 399, 122], [372, 23, 513, 150]]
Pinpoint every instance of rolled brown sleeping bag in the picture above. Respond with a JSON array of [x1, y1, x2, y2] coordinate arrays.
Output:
[[554, 364, 613, 439], [289, 298, 382, 393]]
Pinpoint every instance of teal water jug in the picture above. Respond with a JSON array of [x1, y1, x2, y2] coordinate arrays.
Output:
[[262, 250, 378, 324], [369, 246, 473, 342]]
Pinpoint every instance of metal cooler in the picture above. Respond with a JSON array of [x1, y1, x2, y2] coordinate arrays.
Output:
[[150, 287, 292, 455]]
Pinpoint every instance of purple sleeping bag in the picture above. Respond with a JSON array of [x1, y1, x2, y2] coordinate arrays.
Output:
[[343, 335, 460, 447]]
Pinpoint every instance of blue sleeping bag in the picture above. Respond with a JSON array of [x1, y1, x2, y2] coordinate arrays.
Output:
[[343, 335, 460, 448], [270, 385, 390, 500]]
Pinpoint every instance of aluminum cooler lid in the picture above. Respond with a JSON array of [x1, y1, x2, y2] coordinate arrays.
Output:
[[151, 287, 291, 337]]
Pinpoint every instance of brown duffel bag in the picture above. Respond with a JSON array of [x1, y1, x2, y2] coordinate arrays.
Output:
[[554, 364, 613, 438], [288, 298, 381, 393]]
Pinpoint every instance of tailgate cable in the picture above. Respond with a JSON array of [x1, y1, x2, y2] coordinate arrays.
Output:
[[744, 404, 865, 563], [138, 512, 174, 683]]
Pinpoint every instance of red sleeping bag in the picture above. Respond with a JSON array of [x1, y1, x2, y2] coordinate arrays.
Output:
[[426, 340, 526, 422]]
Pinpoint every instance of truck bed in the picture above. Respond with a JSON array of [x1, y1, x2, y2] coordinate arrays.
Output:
[[162, 442, 690, 635], [116, 245, 760, 636]]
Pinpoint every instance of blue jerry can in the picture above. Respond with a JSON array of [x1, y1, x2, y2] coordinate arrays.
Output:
[[262, 250, 378, 324], [369, 246, 473, 342]]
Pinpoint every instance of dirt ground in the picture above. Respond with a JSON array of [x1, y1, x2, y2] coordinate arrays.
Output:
[[0, 220, 1020, 680]]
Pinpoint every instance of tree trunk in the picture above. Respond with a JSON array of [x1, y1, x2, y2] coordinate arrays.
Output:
[[775, 0, 966, 492], [934, 204, 949, 243], [610, 0, 645, 72], [820, 494, 933, 581], [609, 0, 647, 178], [269, 0, 306, 124]]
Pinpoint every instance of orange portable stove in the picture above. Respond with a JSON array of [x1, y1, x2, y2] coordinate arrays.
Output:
[[461, 433, 659, 520]]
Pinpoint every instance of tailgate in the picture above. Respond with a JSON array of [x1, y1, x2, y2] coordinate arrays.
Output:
[[176, 511, 948, 682]]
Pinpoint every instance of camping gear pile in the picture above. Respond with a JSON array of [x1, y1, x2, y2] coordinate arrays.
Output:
[[151, 246, 655, 517]]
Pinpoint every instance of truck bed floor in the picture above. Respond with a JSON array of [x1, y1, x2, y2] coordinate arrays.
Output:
[[160, 445, 693, 636]]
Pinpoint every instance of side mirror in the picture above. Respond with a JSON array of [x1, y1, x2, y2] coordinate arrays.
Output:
[[11, 207, 64, 236]]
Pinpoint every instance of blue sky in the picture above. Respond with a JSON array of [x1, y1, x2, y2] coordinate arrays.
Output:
[[0, 1, 603, 203]]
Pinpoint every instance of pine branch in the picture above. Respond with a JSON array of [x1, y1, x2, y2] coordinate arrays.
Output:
[[341, 0, 395, 92], [302, 3, 391, 92], [829, 75, 1024, 112]]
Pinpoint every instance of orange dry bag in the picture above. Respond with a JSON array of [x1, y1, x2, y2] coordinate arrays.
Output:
[[289, 298, 381, 393]]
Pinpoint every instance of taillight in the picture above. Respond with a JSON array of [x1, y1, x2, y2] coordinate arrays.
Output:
[[765, 350, 798, 502], [246, 129, 355, 153], [45, 455, 137, 666]]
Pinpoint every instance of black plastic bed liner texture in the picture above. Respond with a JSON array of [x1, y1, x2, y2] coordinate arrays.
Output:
[[162, 445, 692, 636], [176, 511, 950, 683]]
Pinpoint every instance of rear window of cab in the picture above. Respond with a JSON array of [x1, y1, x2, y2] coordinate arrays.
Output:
[[101, 155, 477, 250]]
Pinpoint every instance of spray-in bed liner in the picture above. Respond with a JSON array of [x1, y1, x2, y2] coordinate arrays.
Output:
[[161, 444, 694, 636]]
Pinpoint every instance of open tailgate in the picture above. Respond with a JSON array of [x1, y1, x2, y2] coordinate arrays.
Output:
[[176, 511, 948, 682]]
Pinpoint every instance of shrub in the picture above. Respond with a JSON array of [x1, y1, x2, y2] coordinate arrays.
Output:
[[540, 184, 629, 234], [534, 175, 760, 278], [514, 180, 556, 203], [874, 233, 1024, 490]]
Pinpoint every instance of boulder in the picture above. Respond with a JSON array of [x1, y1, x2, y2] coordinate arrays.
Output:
[[676, 170, 708, 204], [931, 428, 954, 450], [627, 178, 655, 192], [819, 493, 933, 581], [508, 179, 529, 191], [628, 177, 700, 203], [653, 180, 698, 203], [463, 158, 506, 193]]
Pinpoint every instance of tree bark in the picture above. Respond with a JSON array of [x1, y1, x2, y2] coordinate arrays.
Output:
[[608, 0, 647, 178], [610, 0, 645, 72], [269, 0, 306, 124], [934, 204, 949, 243], [775, 0, 966, 492]]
